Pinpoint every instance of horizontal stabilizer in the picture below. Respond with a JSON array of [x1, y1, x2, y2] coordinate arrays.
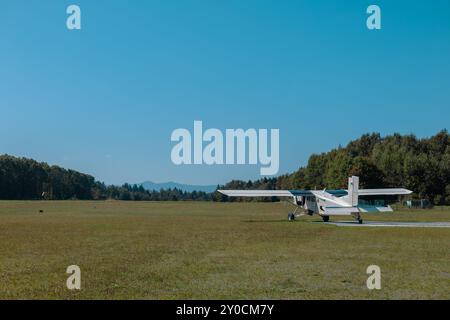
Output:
[[358, 205, 393, 213], [359, 188, 412, 196]]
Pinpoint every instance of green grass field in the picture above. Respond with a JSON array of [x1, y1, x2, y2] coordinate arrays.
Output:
[[0, 201, 449, 300]]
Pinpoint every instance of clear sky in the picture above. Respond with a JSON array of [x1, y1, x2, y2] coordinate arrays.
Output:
[[1, 0, 449, 185]]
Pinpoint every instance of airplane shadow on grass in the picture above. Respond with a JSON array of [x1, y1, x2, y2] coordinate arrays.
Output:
[[242, 219, 284, 223], [241, 219, 320, 223]]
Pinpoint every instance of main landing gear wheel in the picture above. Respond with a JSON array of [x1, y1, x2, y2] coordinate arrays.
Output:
[[288, 213, 296, 221], [322, 216, 330, 222]]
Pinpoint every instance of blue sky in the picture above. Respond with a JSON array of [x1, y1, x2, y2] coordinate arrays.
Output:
[[1, 0, 449, 185]]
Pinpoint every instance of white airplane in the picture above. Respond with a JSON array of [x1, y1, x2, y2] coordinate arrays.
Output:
[[218, 176, 412, 224]]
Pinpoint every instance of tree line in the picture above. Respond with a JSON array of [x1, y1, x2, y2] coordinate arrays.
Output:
[[218, 130, 450, 204], [0, 130, 448, 204], [0, 155, 213, 201]]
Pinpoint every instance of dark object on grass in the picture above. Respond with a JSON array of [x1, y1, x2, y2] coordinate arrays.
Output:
[[39, 210, 44, 213]]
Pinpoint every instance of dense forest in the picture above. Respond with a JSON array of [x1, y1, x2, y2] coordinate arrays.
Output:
[[219, 130, 450, 204], [0, 130, 449, 204], [0, 155, 213, 201]]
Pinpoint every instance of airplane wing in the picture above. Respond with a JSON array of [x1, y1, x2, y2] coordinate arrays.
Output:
[[218, 189, 325, 197], [218, 188, 412, 198]]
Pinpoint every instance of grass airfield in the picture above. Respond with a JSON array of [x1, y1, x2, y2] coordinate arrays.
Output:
[[0, 201, 449, 300]]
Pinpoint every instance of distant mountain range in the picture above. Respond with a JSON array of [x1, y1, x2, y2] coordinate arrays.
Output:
[[139, 181, 217, 193]]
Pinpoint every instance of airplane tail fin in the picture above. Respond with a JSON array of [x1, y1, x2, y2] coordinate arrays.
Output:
[[348, 176, 359, 206]]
